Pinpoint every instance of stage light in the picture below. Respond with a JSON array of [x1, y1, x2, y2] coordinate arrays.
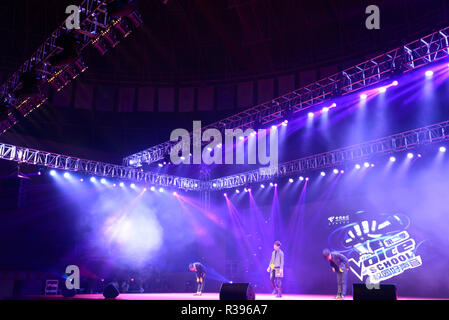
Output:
[[340, 170, 345, 174], [305, 177, 309, 181], [130, 183, 136, 188], [407, 153, 414, 159], [330, 103, 337, 107], [248, 188, 251, 192], [223, 193, 227, 197], [363, 162, 370, 168], [90, 177, 96, 182], [355, 164, 361, 169], [307, 112, 314, 118], [158, 163, 163, 167], [271, 125, 277, 130], [389, 156, 396, 162], [260, 184, 265, 188], [333, 169, 339, 174], [392, 80, 399, 86], [322, 107, 329, 112], [150, 186, 155, 191], [143, 187, 147, 191], [360, 93, 367, 100], [282, 120, 288, 126], [439, 146, 447, 153], [250, 132, 256, 137], [80, 178, 84, 182], [113, 184, 117, 187], [299, 176, 304, 181], [274, 183, 278, 187], [289, 178, 294, 183], [180, 156, 185, 160], [425, 70, 434, 78], [379, 87, 387, 93], [370, 164, 375, 167], [159, 187, 164, 192], [270, 182, 274, 186], [239, 136, 244, 141], [173, 191, 177, 196], [49, 170, 57, 176], [417, 153, 422, 158], [217, 143, 222, 148], [119, 182, 125, 187], [212, 183, 217, 187], [63, 172, 70, 178], [236, 189, 240, 194], [244, 188, 248, 192], [320, 171, 326, 176], [101, 178, 107, 184]]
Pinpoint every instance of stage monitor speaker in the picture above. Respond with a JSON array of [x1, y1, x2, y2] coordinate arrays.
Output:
[[219, 283, 255, 300], [61, 287, 77, 298], [353, 283, 397, 300], [103, 283, 120, 299]]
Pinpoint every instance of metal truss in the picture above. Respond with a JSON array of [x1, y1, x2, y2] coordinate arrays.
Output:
[[208, 120, 449, 190], [0, 0, 143, 135], [124, 25, 449, 166], [0, 143, 201, 191]]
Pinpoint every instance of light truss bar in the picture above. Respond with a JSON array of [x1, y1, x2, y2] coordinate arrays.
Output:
[[208, 120, 449, 190], [0, 0, 143, 135], [124, 25, 449, 166], [0, 143, 201, 191]]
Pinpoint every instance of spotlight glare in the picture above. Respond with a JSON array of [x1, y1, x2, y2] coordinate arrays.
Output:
[[50, 170, 57, 176], [389, 156, 396, 162], [322, 107, 329, 112], [63, 172, 70, 178], [425, 70, 434, 78], [379, 86, 387, 93], [289, 178, 294, 183], [271, 125, 277, 130], [392, 80, 399, 86], [173, 191, 177, 196], [150, 186, 155, 191], [159, 187, 164, 192], [333, 169, 339, 174], [236, 189, 240, 194], [130, 183, 136, 188], [274, 183, 277, 187], [101, 178, 106, 184], [260, 184, 265, 188], [363, 162, 370, 168], [299, 176, 304, 181], [90, 177, 96, 182], [305, 177, 309, 181], [439, 146, 447, 153], [307, 112, 314, 118], [355, 164, 361, 169], [360, 93, 367, 100], [223, 193, 227, 197], [340, 170, 344, 174], [119, 182, 125, 187], [407, 153, 414, 159], [320, 171, 326, 176]]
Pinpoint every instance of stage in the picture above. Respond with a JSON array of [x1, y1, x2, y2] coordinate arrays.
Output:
[[24, 293, 444, 300]]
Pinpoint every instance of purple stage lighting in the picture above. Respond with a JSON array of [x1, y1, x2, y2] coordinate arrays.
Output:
[[150, 186, 155, 191], [355, 164, 361, 169], [322, 107, 329, 112], [90, 177, 96, 182], [282, 120, 288, 126], [130, 183, 136, 188], [119, 182, 125, 187], [236, 189, 240, 193], [407, 153, 414, 159], [320, 171, 326, 176], [340, 170, 345, 174], [172, 191, 177, 196], [392, 80, 399, 86], [223, 193, 227, 197], [49, 170, 57, 176], [425, 70, 434, 78], [379, 86, 387, 93], [360, 93, 367, 100], [63, 172, 70, 178], [260, 184, 265, 188], [307, 112, 314, 118], [159, 187, 164, 192], [101, 178, 107, 184], [363, 162, 370, 168], [274, 183, 278, 187], [389, 156, 396, 162], [333, 169, 339, 174], [289, 178, 294, 183], [305, 177, 309, 181], [80, 178, 84, 182], [440, 146, 447, 153], [299, 176, 304, 181]]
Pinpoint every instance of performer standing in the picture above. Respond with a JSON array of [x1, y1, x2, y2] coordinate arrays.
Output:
[[189, 262, 206, 296], [266, 240, 284, 298], [322, 248, 349, 300]]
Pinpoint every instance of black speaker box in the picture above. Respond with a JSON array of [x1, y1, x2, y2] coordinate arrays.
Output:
[[219, 283, 255, 300], [103, 283, 120, 299], [353, 283, 397, 300]]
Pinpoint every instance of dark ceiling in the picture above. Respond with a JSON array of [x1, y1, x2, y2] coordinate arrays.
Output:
[[1, 0, 448, 84]]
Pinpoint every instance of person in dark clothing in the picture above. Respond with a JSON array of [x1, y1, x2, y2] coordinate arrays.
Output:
[[189, 262, 206, 295], [322, 248, 349, 300], [267, 240, 284, 298]]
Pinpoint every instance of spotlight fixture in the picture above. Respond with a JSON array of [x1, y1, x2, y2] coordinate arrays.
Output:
[[389, 156, 396, 162], [299, 176, 304, 181], [236, 189, 240, 194], [320, 171, 326, 176], [289, 178, 294, 183], [223, 193, 227, 197], [355, 164, 361, 169], [363, 162, 370, 168], [63, 172, 70, 178], [130, 183, 136, 188], [379, 87, 387, 93], [173, 191, 177, 196], [119, 182, 125, 187], [282, 120, 288, 126], [439, 146, 447, 153], [360, 93, 367, 100], [425, 70, 434, 78], [159, 187, 164, 192], [260, 184, 265, 188], [50, 170, 57, 176], [333, 169, 339, 174], [307, 112, 314, 118], [305, 177, 309, 181], [322, 107, 329, 112], [274, 183, 277, 187], [90, 177, 96, 182], [392, 80, 399, 86], [101, 178, 107, 184], [407, 153, 414, 159], [150, 186, 155, 191]]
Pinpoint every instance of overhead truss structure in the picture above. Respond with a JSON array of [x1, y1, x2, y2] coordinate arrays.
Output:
[[208, 120, 449, 190], [0, 143, 201, 191], [124, 25, 449, 166], [0, 0, 143, 135]]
